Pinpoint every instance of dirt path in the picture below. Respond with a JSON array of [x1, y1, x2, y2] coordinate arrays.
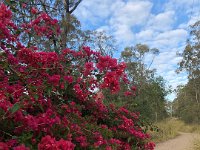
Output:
[[155, 132, 200, 150]]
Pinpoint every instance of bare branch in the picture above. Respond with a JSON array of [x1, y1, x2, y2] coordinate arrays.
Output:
[[69, 0, 82, 14]]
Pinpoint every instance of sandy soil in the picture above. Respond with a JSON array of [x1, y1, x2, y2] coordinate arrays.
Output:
[[155, 132, 200, 150]]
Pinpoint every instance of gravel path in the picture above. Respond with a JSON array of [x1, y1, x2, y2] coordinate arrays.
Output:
[[155, 132, 200, 150]]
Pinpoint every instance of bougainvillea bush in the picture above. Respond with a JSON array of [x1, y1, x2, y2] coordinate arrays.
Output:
[[0, 3, 155, 150]]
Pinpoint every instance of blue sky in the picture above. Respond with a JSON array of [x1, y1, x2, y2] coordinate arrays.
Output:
[[74, 0, 200, 101]]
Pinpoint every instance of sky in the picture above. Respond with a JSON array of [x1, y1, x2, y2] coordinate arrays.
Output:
[[74, 0, 200, 101]]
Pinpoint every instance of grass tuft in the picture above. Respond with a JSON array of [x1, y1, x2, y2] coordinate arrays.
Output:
[[193, 138, 200, 150], [149, 118, 200, 143]]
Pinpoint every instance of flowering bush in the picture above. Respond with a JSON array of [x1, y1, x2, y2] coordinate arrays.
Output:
[[0, 3, 155, 150]]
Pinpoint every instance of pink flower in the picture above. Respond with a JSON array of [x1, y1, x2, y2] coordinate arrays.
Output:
[[22, 3, 26, 8], [64, 76, 73, 84], [131, 86, 137, 91], [124, 91, 132, 96], [56, 139, 75, 150], [82, 46, 93, 56], [6, 139, 17, 147], [93, 132, 105, 148], [48, 75, 60, 86], [144, 142, 155, 150], [84, 62, 94, 76], [0, 142, 9, 150], [38, 135, 57, 150], [122, 74, 129, 84], [24, 115, 38, 131], [38, 135, 75, 150], [31, 7, 38, 14], [13, 144, 30, 150], [75, 136, 88, 147], [105, 146, 112, 150], [85, 62, 94, 71]]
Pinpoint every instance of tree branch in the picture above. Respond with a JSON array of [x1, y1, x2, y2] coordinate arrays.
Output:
[[69, 0, 82, 14]]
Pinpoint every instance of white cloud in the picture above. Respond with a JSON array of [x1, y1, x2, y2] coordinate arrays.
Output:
[[146, 11, 175, 32], [75, 0, 117, 26], [77, 0, 114, 18], [164, 0, 200, 12], [165, 0, 200, 30], [113, 25, 135, 43], [135, 29, 188, 51], [96, 26, 110, 32], [110, 1, 152, 26], [153, 29, 188, 48], [109, 1, 153, 44], [135, 29, 154, 41]]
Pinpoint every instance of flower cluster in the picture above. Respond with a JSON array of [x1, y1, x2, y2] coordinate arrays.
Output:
[[0, 3, 17, 43], [21, 12, 60, 38], [0, 3, 155, 150], [38, 135, 75, 150]]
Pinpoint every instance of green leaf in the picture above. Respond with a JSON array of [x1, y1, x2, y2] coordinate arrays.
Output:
[[128, 137, 132, 143], [30, 86, 37, 92], [38, 104, 44, 112], [96, 74, 102, 80], [47, 87, 52, 97], [12, 136, 18, 139], [34, 94, 39, 100], [10, 103, 20, 114], [15, 29, 22, 36], [0, 51, 6, 56]]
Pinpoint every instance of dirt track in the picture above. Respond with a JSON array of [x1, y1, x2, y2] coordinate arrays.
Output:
[[155, 132, 200, 150]]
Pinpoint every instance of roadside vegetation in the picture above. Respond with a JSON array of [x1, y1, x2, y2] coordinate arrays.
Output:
[[193, 138, 200, 150], [150, 118, 200, 143]]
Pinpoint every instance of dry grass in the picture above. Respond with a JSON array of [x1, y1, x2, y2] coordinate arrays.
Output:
[[193, 137, 200, 150], [149, 118, 200, 143], [148, 118, 200, 150], [150, 118, 184, 142], [188, 125, 200, 133]]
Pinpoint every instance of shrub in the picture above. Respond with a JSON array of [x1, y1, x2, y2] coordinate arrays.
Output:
[[0, 3, 154, 149]]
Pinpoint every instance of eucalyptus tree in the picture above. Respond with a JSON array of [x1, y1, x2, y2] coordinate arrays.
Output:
[[175, 20, 200, 123]]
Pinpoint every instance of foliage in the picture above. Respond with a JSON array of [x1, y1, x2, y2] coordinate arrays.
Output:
[[132, 77, 169, 122], [173, 77, 200, 124], [175, 20, 200, 124], [177, 20, 200, 79], [0, 3, 155, 150], [115, 44, 169, 122]]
